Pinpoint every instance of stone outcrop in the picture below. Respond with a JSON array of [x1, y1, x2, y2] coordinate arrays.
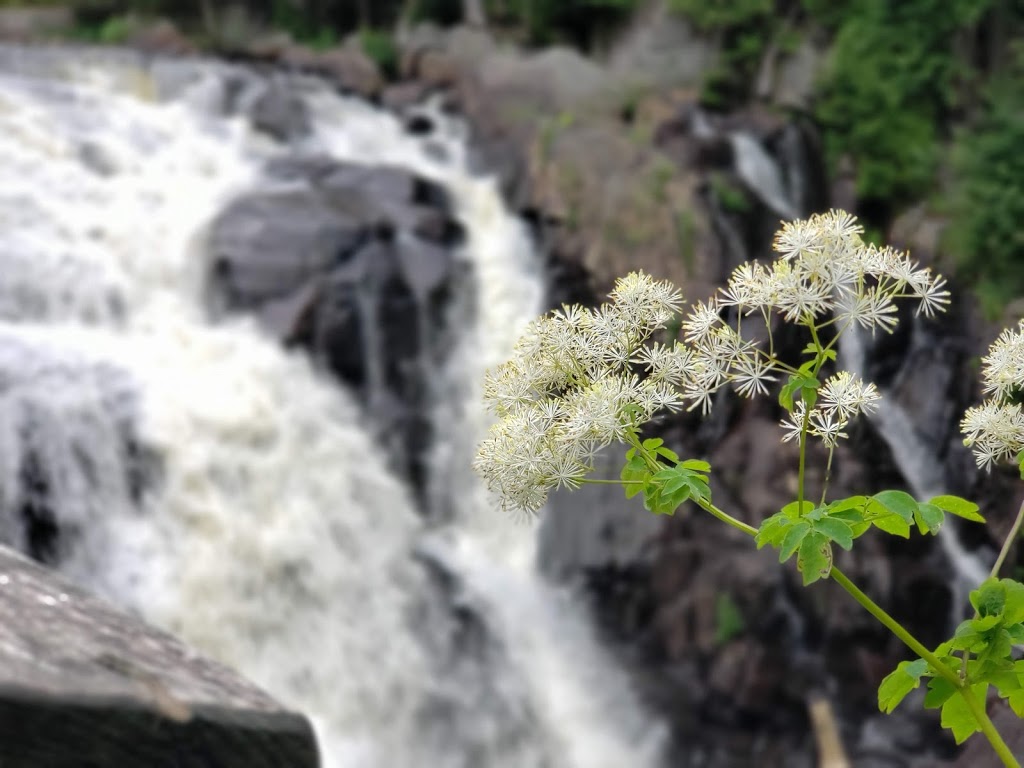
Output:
[[0, 544, 318, 767], [205, 157, 464, 489]]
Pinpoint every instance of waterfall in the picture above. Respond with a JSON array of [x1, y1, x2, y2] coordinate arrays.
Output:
[[728, 132, 798, 221], [840, 325, 989, 622], [0, 45, 666, 767]]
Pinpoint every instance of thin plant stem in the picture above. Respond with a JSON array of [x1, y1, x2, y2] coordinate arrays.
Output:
[[958, 686, 1022, 768], [819, 447, 836, 506], [990, 498, 1024, 580], [798, 409, 810, 512], [829, 568, 960, 689], [694, 497, 758, 537]]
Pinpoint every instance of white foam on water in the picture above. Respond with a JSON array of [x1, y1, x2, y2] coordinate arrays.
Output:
[[0, 48, 666, 768]]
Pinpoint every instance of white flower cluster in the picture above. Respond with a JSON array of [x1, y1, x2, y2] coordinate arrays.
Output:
[[779, 371, 881, 448], [962, 321, 1024, 469], [474, 272, 683, 513], [474, 211, 947, 513], [677, 209, 948, 414]]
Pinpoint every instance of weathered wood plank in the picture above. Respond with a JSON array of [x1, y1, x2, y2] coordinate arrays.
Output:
[[0, 545, 319, 767]]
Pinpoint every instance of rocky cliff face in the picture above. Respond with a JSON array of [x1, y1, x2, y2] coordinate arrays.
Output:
[[384, 17, 1019, 766]]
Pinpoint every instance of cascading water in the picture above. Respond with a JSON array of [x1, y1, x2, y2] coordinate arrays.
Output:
[[840, 324, 989, 623], [0, 46, 666, 767]]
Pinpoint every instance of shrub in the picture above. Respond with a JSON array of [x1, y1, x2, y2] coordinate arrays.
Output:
[[950, 48, 1024, 314]]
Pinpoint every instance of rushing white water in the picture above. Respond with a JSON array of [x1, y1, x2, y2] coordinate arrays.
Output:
[[0, 46, 665, 767], [729, 133, 798, 221]]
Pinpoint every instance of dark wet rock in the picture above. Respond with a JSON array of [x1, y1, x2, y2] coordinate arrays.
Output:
[[0, 544, 318, 768], [249, 78, 310, 141], [205, 158, 464, 488]]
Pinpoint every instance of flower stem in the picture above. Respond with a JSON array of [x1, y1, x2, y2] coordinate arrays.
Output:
[[831, 568, 1020, 768], [830, 568, 958, 687], [695, 497, 758, 537], [958, 686, 1022, 768], [990, 498, 1024, 580]]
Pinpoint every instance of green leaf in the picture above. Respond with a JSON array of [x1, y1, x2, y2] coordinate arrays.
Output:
[[622, 447, 652, 499], [642, 438, 665, 452], [928, 495, 985, 523], [781, 500, 815, 519], [643, 484, 681, 515], [879, 659, 930, 713], [803, 382, 819, 409], [1007, 623, 1024, 644], [779, 521, 811, 562], [653, 468, 687, 494], [814, 517, 855, 550], [656, 446, 680, 462], [872, 513, 912, 538], [1007, 688, 1024, 718], [870, 490, 918, 522], [830, 512, 871, 537], [979, 629, 1013, 663], [971, 580, 1007, 618], [685, 476, 712, 504], [1001, 580, 1024, 624], [756, 513, 792, 550], [972, 614, 1003, 632], [828, 495, 868, 514], [924, 676, 958, 709], [914, 502, 945, 535], [779, 377, 801, 411], [797, 532, 832, 585], [940, 684, 988, 744], [679, 459, 711, 472]]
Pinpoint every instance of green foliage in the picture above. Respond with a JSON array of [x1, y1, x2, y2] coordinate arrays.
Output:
[[714, 593, 746, 645], [668, 0, 773, 108], [708, 172, 752, 214], [950, 49, 1024, 314], [68, 14, 136, 44], [359, 29, 398, 78], [879, 578, 1024, 745], [620, 438, 711, 515], [493, 0, 640, 47], [757, 493, 982, 585], [667, 0, 771, 30], [811, 0, 992, 206], [673, 209, 697, 273]]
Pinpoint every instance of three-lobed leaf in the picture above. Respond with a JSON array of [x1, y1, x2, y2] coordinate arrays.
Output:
[[879, 658, 930, 713], [940, 684, 988, 744], [797, 532, 833, 585]]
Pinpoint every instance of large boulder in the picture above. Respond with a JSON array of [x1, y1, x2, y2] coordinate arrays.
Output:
[[0, 544, 318, 768], [205, 158, 464, 488]]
